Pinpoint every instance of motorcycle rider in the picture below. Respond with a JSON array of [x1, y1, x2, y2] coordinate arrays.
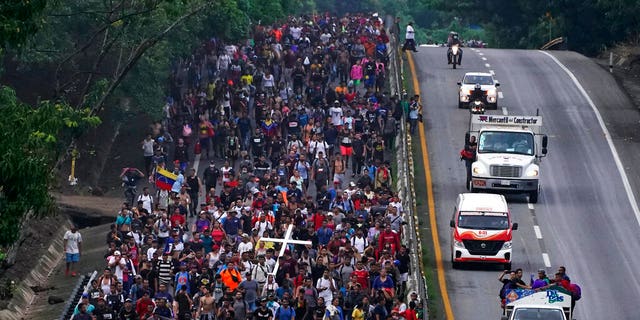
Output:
[[447, 31, 463, 65]]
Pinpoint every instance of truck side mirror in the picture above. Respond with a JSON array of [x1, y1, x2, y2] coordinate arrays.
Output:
[[495, 82, 500, 87], [501, 316, 508, 320], [450, 220, 455, 228], [465, 132, 470, 143], [542, 135, 548, 155], [457, 81, 462, 86], [512, 223, 518, 230]]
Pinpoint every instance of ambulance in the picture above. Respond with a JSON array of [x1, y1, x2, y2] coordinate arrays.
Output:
[[450, 193, 518, 269]]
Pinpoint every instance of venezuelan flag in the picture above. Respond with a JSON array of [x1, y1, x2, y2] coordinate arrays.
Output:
[[155, 167, 177, 190]]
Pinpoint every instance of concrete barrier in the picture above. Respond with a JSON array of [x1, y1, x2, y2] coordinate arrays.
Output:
[[0, 219, 73, 320], [385, 14, 429, 316]]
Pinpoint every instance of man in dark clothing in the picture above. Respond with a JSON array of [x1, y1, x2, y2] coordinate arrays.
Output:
[[351, 133, 366, 176], [202, 161, 220, 193], [237, 112, 252, 150], [174, 138, 189, 172], [186, 168, 202, 217], [460, 135, 477, 190]]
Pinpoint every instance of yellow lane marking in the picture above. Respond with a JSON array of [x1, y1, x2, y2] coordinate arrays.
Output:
[[406, 52, 455, 320]]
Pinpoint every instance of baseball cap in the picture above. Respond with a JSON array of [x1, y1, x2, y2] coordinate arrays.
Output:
[[125, 298, 133, 303], [113, 250, 121, 256]]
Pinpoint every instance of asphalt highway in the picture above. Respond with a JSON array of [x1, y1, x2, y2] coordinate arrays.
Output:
[[412, 47, 640, 319]]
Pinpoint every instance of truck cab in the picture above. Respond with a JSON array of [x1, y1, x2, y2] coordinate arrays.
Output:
[[502, 289, 572, 320], [450, 193, 517, 269], [467, 115, 548, 203]]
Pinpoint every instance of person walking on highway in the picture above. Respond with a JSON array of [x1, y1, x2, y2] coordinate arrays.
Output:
[[186, 168, 202, 217], [402, 22, 418, 52], [63, 225, 82, 277], [408, 96, 421, 135], [460, 135, 477, 190]]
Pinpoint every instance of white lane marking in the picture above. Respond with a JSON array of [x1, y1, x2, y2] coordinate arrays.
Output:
[[485, 63, 491, 68], [498, 91, 504, 99], [479, 52, 484, 56], [542, 253, 551, 268], [540, 50, 640, 226], [533, 226, 543, 239], [502, 107, 508, 115], [482, 57, 487, 61], [489, 70, 495, 75], [528, 203, 535, 210]]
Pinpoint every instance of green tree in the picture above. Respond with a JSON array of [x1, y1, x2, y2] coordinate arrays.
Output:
[[0, 87, 100, 245], [0, 0, 48, 49]]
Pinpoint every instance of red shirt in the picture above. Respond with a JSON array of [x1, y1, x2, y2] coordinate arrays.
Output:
[[135, 297, 155, 318], [378, 230, 400, 253], [170, 213, 186, 228], [352, 269, 369, 289], [211, 228, 225, 243], [312, 213, 325, 231]]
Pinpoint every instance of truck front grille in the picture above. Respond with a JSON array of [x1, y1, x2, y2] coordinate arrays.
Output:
[[490, 165, 522, 178], [462, 240, 504, 255]]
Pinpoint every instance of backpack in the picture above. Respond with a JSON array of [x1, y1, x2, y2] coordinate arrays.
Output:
[[569, 283, 581, 301]]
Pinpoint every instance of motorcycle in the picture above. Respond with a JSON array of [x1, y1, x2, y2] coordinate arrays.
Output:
[[451, 44, 460, 69], [469, 100, 485, 114], [467, 84, 486, 114]]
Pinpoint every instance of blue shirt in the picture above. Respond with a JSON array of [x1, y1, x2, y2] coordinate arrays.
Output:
[[317, 227, 333, 246], [276, 306, 296, 320], [223, 217, 241, 235], [174, 271, 191, 294]]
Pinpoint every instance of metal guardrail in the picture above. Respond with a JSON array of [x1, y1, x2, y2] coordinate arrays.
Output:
[[60, 270, 97, 320], [541, 37, 564, 50], [385, 14, 429, 317]]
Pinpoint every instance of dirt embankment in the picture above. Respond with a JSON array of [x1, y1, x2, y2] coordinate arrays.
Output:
[[594, 44, 640, 109]]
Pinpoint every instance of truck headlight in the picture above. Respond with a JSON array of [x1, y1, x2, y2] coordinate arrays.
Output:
[[472, 166, 485, 175], [487, 89, 496, 96], [453, 240, 465, 248], [525, 168, 539, 177], [502, 241, 512, 249]]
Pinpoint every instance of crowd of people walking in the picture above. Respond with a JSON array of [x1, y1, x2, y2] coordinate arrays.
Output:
[[72, 11, 422, 320]]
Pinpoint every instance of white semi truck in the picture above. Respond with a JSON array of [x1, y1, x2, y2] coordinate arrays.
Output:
[[501, 289, 572, 320], [467, 115, 548, 203]]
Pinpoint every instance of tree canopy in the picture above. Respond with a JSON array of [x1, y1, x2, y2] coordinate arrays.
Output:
[[0, 87, 99, 245], [0, 0, 293, 246]]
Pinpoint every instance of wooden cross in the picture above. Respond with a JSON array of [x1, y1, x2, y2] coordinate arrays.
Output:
[[259, 224, 311, 276]]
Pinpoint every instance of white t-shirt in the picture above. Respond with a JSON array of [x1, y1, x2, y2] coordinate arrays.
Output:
[[316, 277, 335, 300], [137, 193, 153, 213], [238, 241, 253, 255], [329, 106, 344, 126], [406, 25, 415, 40], [64, 230, 82, 254], [290, 27, 303, 40], [351, 236, 367, 254]]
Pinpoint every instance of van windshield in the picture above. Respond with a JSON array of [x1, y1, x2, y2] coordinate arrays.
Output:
[[513, 308, 565, 320], [457, 212, 509, 230]]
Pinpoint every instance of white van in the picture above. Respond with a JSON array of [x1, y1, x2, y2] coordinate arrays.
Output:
[[450, 193, 518, 269]]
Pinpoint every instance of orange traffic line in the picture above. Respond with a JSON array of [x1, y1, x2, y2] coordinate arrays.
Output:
[[406, 52, 455, 320]]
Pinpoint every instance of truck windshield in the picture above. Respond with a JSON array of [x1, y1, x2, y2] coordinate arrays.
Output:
[[478, 131, 534, 156], [513, 308, 565, 320], [457, 212, 509, 230]]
